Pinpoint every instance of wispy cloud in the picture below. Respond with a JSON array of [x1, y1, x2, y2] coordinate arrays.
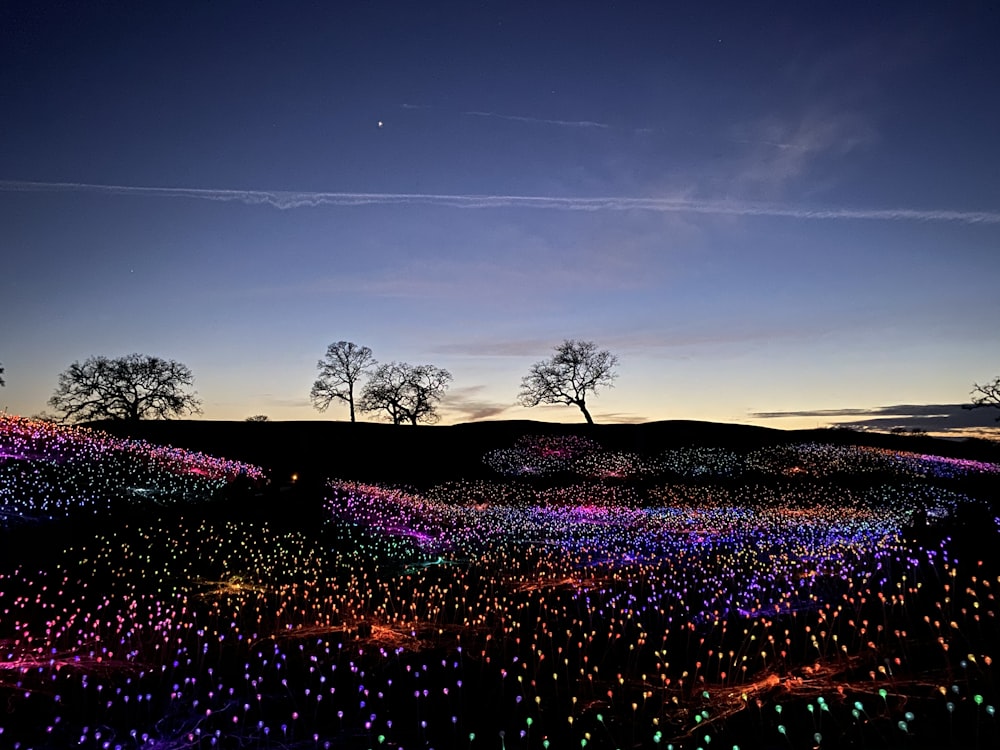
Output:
[[750, 403, 1000, 433], [462, 110, 610, 129], [399, 103, 609, 129], [2, 179, 999, 225], [724, 107, 876, 194], [593, 412, 647, 425], [442, 385, 513, 422], [750, 404, 955, 420], [434, 339, 555, 357], [730, 109, 874, 156], [434, 324, 831, 359], [257, 395, 314, 409]]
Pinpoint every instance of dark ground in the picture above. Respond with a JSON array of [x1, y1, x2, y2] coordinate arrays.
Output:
[[87, 418, 1000, 488]]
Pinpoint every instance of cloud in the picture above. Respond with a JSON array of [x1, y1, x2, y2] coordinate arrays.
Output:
[[750, 403, 1000, 434], [399, 102, 609, 128], [441, 385, 513, 422], [435, 323, 844, 361], [238, 245, 653, 303], [462, 110, 610, 129], [593, 412, 647, 425], [751, 404, 963, 420], [731, 109, 874, 156], [3, 179, 999, 225], [606, 326, 838, 354], [723, 108, 876, 194], [434, 339, 555, 357], [257, 395, 313, 409]]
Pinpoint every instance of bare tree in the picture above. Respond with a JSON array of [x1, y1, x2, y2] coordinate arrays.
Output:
[[358, 362, 410, 425], [48, 354, 202, 423], [402, 364, 453, 425], [968, 376, 1000, 421], [0, 361, 4, 387], [245, 414, 270, 422], [359, 362, 452, 425], [518, 340, 618, 424], [310, 341, 376, 422]]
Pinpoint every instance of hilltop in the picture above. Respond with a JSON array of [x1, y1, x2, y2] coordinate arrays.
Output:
[[87, 417, 1000, 486]]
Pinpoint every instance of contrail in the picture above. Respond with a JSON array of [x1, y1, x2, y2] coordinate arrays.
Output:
[[462, 110, 611, 129], [1, 179, 999, 225], [396, 103, 610, 128]]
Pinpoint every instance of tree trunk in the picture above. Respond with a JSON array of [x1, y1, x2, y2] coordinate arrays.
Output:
[[349, 396, 356, 423], [578, 401, 594, 425]]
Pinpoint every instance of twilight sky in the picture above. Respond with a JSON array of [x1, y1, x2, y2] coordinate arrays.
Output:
[[2, 1, 999, 433]]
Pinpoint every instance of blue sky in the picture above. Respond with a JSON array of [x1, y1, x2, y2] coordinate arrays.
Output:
[[2, 1, 998, 432]]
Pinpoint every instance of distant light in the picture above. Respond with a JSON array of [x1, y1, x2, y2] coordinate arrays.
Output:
[[377, 121, 384, 128], [291, 473, 299, 483]]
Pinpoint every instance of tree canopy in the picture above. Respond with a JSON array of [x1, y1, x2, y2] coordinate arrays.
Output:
[[310, 341, 376, 422], [969, 376, 1000, 421], [518, 339, 618, 424], [359, 362, 452, 425], [48, 354, 202, 423]]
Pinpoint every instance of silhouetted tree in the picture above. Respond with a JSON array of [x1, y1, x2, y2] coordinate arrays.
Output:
[[0, 361, 4, 386], [359, 362, 452, 425], [48, 354, 202, 423], [968, 376, 1000, 421], [245, 414, 269, 422], [310, 341, 376, 422], [518, 339, 618, 424]]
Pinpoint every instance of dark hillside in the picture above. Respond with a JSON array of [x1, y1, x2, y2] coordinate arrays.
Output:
[[88, 418, 1000, 485], [84, 419, 784, 484]]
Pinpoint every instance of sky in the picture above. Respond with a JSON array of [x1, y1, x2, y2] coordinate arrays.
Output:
[[1, 1, 999, 435]]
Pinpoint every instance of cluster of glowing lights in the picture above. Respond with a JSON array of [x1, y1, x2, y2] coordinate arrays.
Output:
[[0, 415, 264, 525], [325, 476, 982, 622], [484, 435, 1000, 481], [0, 424, 997, 749]]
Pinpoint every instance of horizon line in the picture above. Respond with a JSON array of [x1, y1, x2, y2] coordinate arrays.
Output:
[[2, 179, 999, 225]]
